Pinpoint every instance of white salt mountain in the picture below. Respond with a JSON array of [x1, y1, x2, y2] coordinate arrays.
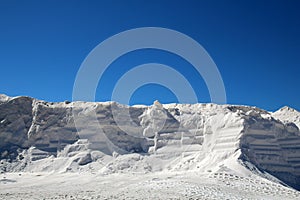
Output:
[[1, 94, 300, 199]]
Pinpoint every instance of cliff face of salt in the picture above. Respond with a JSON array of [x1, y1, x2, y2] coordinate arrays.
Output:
[[0, 94, 300, 189]]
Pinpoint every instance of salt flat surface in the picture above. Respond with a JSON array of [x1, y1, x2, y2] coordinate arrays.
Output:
[[1, 171, 299, 200]]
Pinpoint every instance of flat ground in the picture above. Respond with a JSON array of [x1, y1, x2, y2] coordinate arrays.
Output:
[[1, 171, 299, 200]]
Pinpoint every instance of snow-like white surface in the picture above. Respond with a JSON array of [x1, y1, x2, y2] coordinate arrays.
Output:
[[1, 95, 300, 199], [0, 94, 11, 102], [1, 171, 299, 200], [272, 106, 300, 129]]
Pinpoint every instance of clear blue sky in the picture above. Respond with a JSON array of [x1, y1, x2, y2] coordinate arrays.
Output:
[[0, 0, 299, 111]]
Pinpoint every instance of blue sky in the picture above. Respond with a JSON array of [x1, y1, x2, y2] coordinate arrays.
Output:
[[0, 0, 299, 111]]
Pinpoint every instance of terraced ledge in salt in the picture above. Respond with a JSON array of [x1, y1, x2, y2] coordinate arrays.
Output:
[[0, 94, 300, 193]]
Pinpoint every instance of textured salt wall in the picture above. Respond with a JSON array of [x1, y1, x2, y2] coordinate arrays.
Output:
[[0, 96, 33, 159], [0, 97, 148, 159], [1, 95, 300, 189], [238, 107, 300, 189]]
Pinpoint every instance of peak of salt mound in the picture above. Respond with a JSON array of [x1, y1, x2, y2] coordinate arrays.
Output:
[[153, 100, 163, 108], [0, 94, 11, 102], [277, 106, 299, 113]]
